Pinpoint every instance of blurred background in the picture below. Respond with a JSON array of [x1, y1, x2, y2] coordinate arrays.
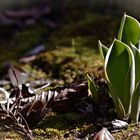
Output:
[[1, 0, 140, 16], [0, 0, 139, 77]]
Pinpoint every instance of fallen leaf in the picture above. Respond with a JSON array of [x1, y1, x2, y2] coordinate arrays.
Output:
[[9, 67, 27, 87], [93, 128, 115, 140]]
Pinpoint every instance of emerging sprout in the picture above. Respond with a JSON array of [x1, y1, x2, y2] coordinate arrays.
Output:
[[99, 13, 140, 122]]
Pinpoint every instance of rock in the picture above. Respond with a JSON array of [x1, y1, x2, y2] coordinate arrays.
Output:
[[111, 119, 128, 130], [103, 119, 128, 130]]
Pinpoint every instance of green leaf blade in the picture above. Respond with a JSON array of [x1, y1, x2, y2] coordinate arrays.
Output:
[[98, 40, 108, 60], [105, 39, 135, 117], [131, 82, 140, 122], [131, 44, 140, 86], [87, 74, 98, 104], [118, 13, 140, 46]]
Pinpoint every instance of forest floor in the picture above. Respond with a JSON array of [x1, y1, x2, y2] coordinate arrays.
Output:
[[0, 2, 140, 140]]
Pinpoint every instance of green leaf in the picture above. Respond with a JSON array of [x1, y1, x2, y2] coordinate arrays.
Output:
[[87, 74, 98, 104], [131, 43, 140, 86], [131, 82, 140, 122], [98, 40, 108, 60], [118, 13, 140, 46], [108, 84, 125, 118], [105, 39, 135, 117]]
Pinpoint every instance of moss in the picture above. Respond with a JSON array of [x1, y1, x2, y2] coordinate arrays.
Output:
[[33, 112, 96, 139], [33, 128, 67, 138], [33, 119, 140, 140], [21, 64, 47, 80], [1, 121, 140, 139], [112, 123, 140, 140], [0, 129, 23, 140], [32, 46, 102, 83], [36, 112, 82, 130]]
